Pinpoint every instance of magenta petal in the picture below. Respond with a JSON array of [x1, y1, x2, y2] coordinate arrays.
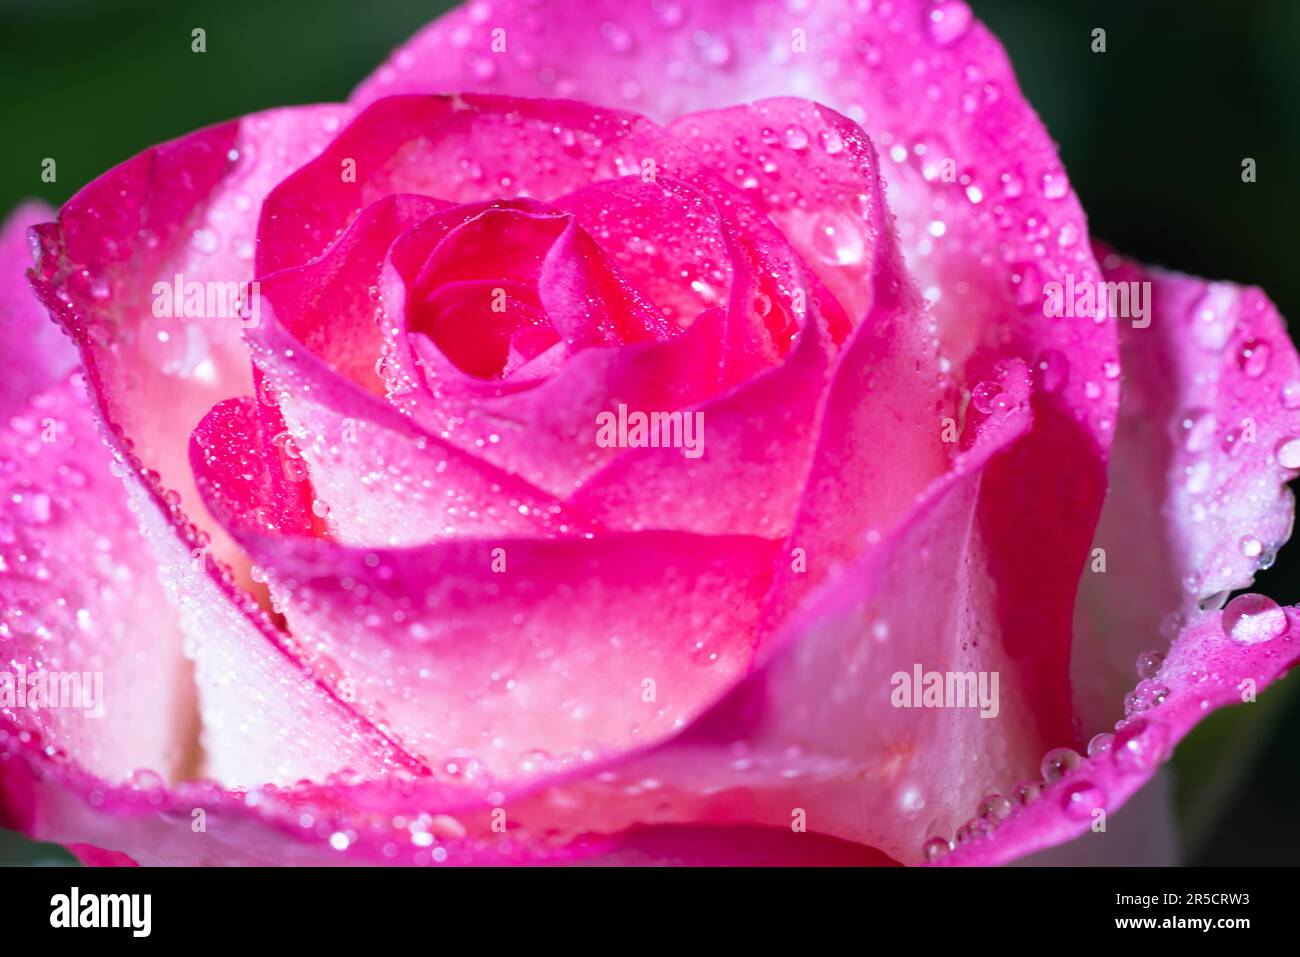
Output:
[[256, 94, 661, 276], [1, 202, 75, 415], [570, 824, 900, 866], [1, 377, 419, 869], [1, 377, 196, 784], [26, 105, 353, 573], [240, 316, 575, 545], [939, 604, 1300, 866], [1073, 251, 1300, 729], [214, 520, 779, 785], [257, 193, 451, 397], [552, 175, 736, 332]]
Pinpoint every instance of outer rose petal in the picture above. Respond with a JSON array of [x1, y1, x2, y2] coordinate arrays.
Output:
[[1, 377, 196, 785], [26, 105, 356, 603], [1073, 251, 1300, 730], [1, 378, 420, 865], [1, 202, 75, 415], [940, 605, 1300, 866]]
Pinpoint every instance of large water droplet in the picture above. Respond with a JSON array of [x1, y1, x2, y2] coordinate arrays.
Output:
[[1276, 437, 1300, 469], [809, 211, 865, 266], [925, 0, 973, 47], [1086, 732, 1114, 758], [922, 836, 952, 861], [970, 380, 1000, 415], [1221, 593, 1287, 644], [1134, 649, 1165, 680], [1033, 349, 1069, 394], [977, 793, 1012, 820], [1040, 747, 1080, 783]]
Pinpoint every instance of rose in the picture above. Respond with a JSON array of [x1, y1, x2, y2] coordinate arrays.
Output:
[[2, 0, 1297, 868]]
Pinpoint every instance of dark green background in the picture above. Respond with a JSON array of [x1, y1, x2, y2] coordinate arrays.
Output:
[[0, 0, 1296, 865]]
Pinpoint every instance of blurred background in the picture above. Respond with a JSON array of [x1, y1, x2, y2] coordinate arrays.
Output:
[[0, 0, 1296, 864]]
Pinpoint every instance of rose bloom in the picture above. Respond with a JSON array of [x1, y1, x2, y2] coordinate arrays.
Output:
[[1, 0, 1297, 867]]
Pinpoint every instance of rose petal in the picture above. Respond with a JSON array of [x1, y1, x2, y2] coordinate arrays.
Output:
[[939, 603, 1300, 865], [26, 105, 354, 592], [216, 520, 780, 787], [238, 317, 576, 546], [1073, 250, 1300, 730], [0, 202, 75, 415], [256, 94, 660, 277], [1, 377, 196, 785]]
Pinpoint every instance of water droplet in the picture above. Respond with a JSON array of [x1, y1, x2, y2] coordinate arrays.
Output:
[[782, 125, 810, 151], [1178, 409, 1216, 453], [1190, 284, 1236, 352], [977, 793, 1012, 820], [1040, 747, 1080, 783], [818, 128, 845, 155], [1276, 437, 1300, 469], [1135, 649, 1165, 680], [1060, 780, 1104, 820], [1123, 688, 1149, 716], [809, 211, 865, 266], [925, 0, 973, 47], [1280, 380, 1300, 410], [1236, 338, 1271, 378], [127, 768, 165, 790], [1240, 535, 1263, 558], [1033, 349, 1069, 394], [1086, 732, 1114, 758], [1041, 169, 1069, 200], [1221, 593, 1287, 644], [970, 380, 1000, 414], [922, 836, 952, 861], [1012, 781, 1040, 805], [1112, 717, 1167, 774]]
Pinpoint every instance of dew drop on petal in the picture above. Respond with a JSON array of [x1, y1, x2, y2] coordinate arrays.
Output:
[[922, 836, 953, 861], [1012, 780, 1041, 805], [1061, 781, 1104, 820], [1040, 747, 1080, 783], [809, 211, 865, 266], [1134, 649, 1164, 680], [970, 380, 999, 414], [1236, 338, 1271, 378], [925, 0, 973, 47], [1033, 349, 1069, 394], [977, 793, 1012, 820], [1086, 732, 1114, 758], [1221, 593, 1287, 644], [1276, 437, 1300, 469]]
